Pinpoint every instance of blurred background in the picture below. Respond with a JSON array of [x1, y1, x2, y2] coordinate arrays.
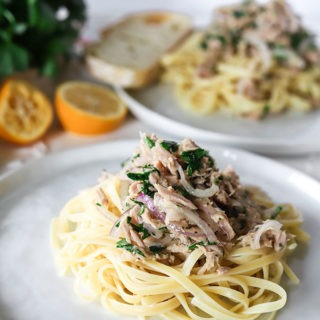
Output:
[[0, 0, 320, 178]]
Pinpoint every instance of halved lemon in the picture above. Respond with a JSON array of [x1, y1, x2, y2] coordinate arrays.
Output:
[[55, 81, 127, 135], [0, 79, 53, 145]]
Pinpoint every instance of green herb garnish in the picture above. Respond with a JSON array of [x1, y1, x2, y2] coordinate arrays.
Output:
[[0, 0, 86, 78], [126, 217, 151, 240], [271, 206, 283, 219], [115, 221, 120, 228], [145, 136, 155, 148], [233, 10, 246, 18], [160, 140, 179, 153], [95, 202, 102, 207], [200, 40, 208, 50], [141, 181, 155, 198], [188, 241, 217, 251], [130, 198, 146, 216], [127, 170, 154, 181], [180, 148, 208, 176], [121, 158, 129, 168], [149, 246, 165, 254], [261, 104, 270, 118], [116, 239, 145, 256]]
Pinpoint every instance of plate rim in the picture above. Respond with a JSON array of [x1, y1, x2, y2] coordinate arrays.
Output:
[[1, 139, 320, 202], [116, 87, 320, 156]]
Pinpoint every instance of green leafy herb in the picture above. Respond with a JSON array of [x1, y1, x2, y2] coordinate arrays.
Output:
[[130, 198, 146, 215], [188, 241, 217, 251], [271, 206, 283, 219], [121, 158, 129, 168], [145, 136, 155, 148], [180, 148, 208, 176], [115, 221, 120, 228], [158, 226, 169, 233], [133, 153, 140, 160], [261, 104, 270, 118], [290, 31, 312, 50], [0, 0, 86, 78], [95, 202, 102, 207], [126, 217, 151, 240], [233, 10, 246, 18], [149, 246, 165, 254], [141, 181, 155, 198], [174, 186, 190, 198], [200, 40, 208, 50], [160, 140, 179, 153], [230, 30, 242, 47], [116, 239, 145, 256]]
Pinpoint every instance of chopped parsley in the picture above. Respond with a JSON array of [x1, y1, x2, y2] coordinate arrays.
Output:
[[200, 40, 208, 50], [233, 10, 246, 18], [180, 148, 208, 176], [200, 34, 227, 50], [149, 246, 165, 254], [290, 30, 312, 50], [160, 140, 179, 153], [158, 226, 169, 233], [145, 136, 155, 148], [116, 239, 145, 257], [130, 198, 146, 216], [271, 206, 283, 219], [121, 157, 129, 168], [95, 202, 102, 207], [115, 221, 120, 228], [141, 181, 155, 198], [126, 217, 151, 240], [188, 241, 217, 251], [261, 104, 270, 118]]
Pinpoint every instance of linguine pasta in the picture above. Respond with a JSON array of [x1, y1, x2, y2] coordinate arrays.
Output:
[[161, 0, 320, 119], [51, 134, 309, 319]]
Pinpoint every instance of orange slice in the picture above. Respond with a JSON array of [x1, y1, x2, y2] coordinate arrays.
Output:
[[55, 81, 127, 135], [0, 79, 53, 145]]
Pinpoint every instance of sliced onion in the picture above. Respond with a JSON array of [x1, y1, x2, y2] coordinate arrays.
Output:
[[178, 166, 218, 198], [181, 208, 218, 242], [137, 193, 165, 221], [168, 223, 206, 239], [109, 209, 130, 238], [244, 32, 271, 70], [252, 219, 283, 250]]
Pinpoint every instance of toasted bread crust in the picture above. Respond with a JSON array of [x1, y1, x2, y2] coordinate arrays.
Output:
[[85, 11, 192, 88]]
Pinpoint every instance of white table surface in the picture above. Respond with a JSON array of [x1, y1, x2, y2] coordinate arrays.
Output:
[[1, 0, 320, 181]]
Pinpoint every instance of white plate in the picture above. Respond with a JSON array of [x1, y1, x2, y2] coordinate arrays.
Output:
[[0, 140, 319, 320], [117, 85, 320, 155]]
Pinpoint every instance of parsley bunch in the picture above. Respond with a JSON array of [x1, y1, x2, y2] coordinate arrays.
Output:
[[0, 0, 86, 78]]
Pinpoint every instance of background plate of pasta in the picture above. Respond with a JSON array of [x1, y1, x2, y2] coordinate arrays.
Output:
[[117, 0, 320, 155], [0, 137, 319, 320]]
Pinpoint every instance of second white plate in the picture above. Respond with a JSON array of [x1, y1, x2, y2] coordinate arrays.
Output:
[[117, 84, 320, 155]]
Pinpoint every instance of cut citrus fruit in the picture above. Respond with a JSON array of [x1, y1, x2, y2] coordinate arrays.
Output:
[[55, 81, 127, 135], [0, 79, 53, 145]]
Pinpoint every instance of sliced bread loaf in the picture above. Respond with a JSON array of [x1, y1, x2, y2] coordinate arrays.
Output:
[[86, 12, 192, 88]]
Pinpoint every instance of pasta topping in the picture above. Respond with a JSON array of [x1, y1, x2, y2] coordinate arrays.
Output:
[[112, 133, 291, 273]]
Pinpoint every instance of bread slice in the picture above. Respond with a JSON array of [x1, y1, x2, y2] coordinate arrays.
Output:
[[86, 12, 192, 88]]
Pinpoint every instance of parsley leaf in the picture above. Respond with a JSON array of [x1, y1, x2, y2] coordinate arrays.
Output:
[[160, 140, 179, 153], [149, 246, 165, 254], [180, 148, 208, 176], [116, 239, 145, 256], [271, 206, 283, 219], [145, 136, 155, 148], [188, 241, 217, 251]]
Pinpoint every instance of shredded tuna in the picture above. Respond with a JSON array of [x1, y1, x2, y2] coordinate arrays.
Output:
[[111, 133, 292, 273]]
